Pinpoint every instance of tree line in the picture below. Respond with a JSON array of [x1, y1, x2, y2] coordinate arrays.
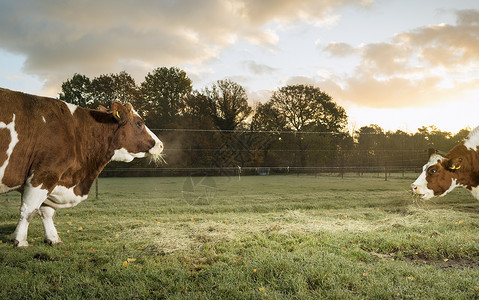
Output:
[[59, 67, 470, 175]]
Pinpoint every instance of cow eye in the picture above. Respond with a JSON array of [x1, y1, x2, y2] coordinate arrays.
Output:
[[136, 121, 143, 129], [428, 168, 437, 175]]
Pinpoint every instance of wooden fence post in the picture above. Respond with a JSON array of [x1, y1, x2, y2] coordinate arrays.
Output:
[[95, 178, 99, 199], [384, 162, 388, 181]]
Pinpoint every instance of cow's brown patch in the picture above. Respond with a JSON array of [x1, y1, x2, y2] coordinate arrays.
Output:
[[425, 162, 455, 196], [445, 144, 479, 189]]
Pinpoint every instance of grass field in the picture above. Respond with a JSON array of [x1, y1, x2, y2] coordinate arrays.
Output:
[[1, 174, 479, 299]]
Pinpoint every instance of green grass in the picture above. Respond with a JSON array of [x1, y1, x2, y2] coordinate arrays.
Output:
[[1, 174, 479, 299]]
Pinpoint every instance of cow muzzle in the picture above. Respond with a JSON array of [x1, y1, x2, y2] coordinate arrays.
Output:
[[147, 140, 165, 165], [149, 140, 164, 155], [411, 183, 433, 199]]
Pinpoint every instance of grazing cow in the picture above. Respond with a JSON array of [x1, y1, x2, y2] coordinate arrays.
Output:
[[411, 126, 479, 200], [0, 88, 163, 247]]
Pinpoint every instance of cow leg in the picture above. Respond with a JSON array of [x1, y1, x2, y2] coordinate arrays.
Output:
[[12, 184, 49, 247], [39, 205, 63, 245]]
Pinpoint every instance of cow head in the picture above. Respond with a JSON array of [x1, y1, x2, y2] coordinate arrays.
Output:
[[106, 101, 164, 163], [411, 154, 463, 199]]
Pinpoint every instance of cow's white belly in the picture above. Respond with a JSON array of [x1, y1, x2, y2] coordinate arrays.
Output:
[[43, 185, 88, 209], [0, 184, 20, 194]]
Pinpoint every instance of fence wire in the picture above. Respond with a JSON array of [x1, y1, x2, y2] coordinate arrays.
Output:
[[102, 128, 431, 177]]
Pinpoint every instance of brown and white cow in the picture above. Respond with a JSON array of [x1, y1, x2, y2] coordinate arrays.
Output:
[[412, 126, 479, 200], [0, 88, 163, 247]]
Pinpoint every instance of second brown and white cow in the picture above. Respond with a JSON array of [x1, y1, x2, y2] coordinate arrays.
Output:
[[412, 126, 479, 200], [0, 88, 163, 247]]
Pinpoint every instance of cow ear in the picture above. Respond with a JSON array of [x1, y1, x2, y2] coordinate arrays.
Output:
[[111, 101, 129, 125], [446, 157, 464, 172], [98, 105, 108, 112], [124, 103, 134, 114]]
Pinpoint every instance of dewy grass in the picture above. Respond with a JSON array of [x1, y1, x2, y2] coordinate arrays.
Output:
[[0, 174, 479, 299]]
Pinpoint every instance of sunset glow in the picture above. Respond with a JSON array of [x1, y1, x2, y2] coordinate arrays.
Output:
[[1, 0, 478, 133]]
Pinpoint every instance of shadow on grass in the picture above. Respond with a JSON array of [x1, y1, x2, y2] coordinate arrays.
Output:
[[0, 224, 16, 242], [423, 199, 479, 214], [370, 251, 479, 270]]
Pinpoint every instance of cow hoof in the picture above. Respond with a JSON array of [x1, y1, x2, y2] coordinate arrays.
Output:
[[44, 239, 63, 246], [13, 240, 29, 247]]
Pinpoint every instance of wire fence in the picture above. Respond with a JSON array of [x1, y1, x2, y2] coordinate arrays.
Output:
[[101, 128, 431, 179]]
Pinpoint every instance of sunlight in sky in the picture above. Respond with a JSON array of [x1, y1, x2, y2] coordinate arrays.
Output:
[[0, 0, 478, 133], [347, 99, 479, 134]]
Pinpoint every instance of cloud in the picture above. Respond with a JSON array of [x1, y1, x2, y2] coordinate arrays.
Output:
[[395, 13, 479, 70], [242, 0, 373, 26], [0, 0, 369, 94], [318, 9, 479, 108], [284, 76, 317, 86], [323, 42, 357, 57], [243, 60, 277, 75]]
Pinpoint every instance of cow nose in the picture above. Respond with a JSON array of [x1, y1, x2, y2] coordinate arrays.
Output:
[[411, 184, 417, 192], [158, 141, 164, 153], [148, 140, 163, 155]]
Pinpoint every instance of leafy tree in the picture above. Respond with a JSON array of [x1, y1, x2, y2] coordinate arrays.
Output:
[[249, 102, 287, 166], [356, 125, 385, 151], [59, 73, 92, 107], [89, 71, 141, 109], [266, 84, 347, 167], [417, 125, 453, 152], [355, 125, 386, 171], [180, 92, 217, 168], [183, 91, 215, 129], [204, 79, 252, 131], [192, 79, 252, 171], [140, 67, 192, 128], [251, 101, 286, 132], [452, 128, 470, 146], [59, 72, 141, 110], [270, 84, 347, 132]]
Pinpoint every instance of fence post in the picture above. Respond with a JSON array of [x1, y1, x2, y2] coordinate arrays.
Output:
[[384, 162, 388, 181], [95, 178, 99, 199]]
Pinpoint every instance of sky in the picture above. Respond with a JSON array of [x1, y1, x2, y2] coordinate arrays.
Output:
[[1, 0, 479, 134]]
